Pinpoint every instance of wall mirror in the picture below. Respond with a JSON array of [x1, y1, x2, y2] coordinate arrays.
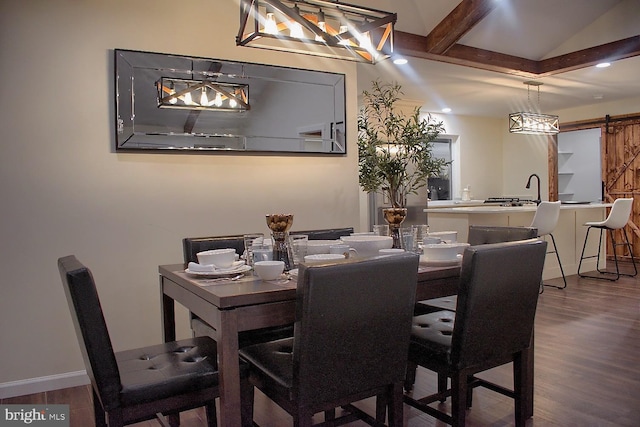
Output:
[[114, 49, 346, 154]]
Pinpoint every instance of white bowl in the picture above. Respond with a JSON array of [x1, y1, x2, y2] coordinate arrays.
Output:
[[422, 243, 470, 261], [254, 260, 285, 281], [197, 248, 236, 268], [305, 240, 341, 255], [304, 253, 345, 264], [339, 235, 393, 257], [427, 231, 458, 243]]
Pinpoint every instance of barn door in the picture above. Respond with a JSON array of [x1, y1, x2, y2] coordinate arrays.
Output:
[[602, 118, 640, 261]]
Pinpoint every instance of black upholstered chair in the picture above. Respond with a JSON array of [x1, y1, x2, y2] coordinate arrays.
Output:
[[289, 227, 354, 240], [403, 239, 547, 427], [182, 234, 249, 264], [467, 225, 538, 246], [182, 234, 294, 348], [239, 253, 419, 427], [58, 255, 252, 427]]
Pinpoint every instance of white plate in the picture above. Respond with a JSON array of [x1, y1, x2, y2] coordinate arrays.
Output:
[[185, 264, 251, 278], [419, 254, 462, 267]]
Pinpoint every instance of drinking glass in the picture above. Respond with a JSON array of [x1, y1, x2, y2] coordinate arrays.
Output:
[[373, 224, 390, 236], [288, 234, 308, 268], [412, 224, 430, 253], [243, 233, 266, 267], [399, 227, 418, 252]]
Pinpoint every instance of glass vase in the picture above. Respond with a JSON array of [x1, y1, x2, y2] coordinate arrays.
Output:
[[383, 208, 408, 249]]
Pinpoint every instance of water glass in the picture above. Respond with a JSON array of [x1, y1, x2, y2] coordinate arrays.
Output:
[[373, 224, 390, 236], [412, 224, 430, 251], [243, 233, 265, 266], [399, 227, 418, 252], [288, 234, 308, 268]]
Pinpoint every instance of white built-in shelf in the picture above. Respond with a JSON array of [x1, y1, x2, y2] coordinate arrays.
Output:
[[558, 171, 574, 175], [558, 151, 573, 155]]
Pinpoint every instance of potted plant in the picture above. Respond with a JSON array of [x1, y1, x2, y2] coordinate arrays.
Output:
[[358, 80, 448, 241]]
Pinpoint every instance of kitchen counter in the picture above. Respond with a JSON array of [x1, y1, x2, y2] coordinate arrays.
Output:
[[424, 202, 611, 280], [424, 202, 609, 214]]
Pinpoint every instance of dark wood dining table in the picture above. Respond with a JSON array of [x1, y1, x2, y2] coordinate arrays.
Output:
[[159, 261, 532, 426]]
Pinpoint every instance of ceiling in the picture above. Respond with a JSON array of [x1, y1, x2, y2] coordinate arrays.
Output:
[[354, 0, 640, 118]]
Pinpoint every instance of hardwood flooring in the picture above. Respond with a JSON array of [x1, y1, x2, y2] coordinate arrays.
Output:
[[3, 264, 639, 426]]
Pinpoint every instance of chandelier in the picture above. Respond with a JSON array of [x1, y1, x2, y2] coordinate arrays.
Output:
[[156, 78, 250, 112], [509, 81, 559, 135], [237, 0, 396, 64]]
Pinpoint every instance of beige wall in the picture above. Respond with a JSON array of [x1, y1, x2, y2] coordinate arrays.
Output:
[[0, 0, 359, 388]]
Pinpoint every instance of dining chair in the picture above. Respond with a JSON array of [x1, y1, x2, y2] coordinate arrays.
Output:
[[289, 227, 354, 240], [403, 239, 547, 427], [182, 234, 295, 348], [578, 197, 637, 280], [239, 253, 419, 427], [530, 201, 567, 289], [58, 255, 252, 427], [413, 225, 539, 316], [466, 225, 538, 246]]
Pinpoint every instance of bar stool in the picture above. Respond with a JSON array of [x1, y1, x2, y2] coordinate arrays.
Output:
[[578, 198, 637, 281], [531, 201, 566, 289]]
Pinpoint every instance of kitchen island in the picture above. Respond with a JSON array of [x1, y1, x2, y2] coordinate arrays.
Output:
[[424, 203, 611, 279]]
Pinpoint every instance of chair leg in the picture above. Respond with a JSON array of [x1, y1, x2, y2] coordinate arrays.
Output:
[[168, 413, 180, 427], [513, 351, 528, 427], [92, 389, 107, 427], [205, 402, 218, 427], [542, 233, 567, 289], [437, 373, 448, 402], [404, 360, 418, 392], [580, 226, 637, 281], [387, 383, 404, 427], [240, 378, 255, 427], [450, 372, 468, 427]]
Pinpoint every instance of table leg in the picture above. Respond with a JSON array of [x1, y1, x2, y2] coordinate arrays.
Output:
[[217, 309, 242, 427], [160, 276, 176, 342]]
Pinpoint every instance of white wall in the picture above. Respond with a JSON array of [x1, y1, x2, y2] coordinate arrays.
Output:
[[0, 0, 358, 389]]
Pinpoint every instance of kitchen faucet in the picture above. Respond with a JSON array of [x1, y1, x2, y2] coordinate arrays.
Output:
[[526, 173, 541, 205]]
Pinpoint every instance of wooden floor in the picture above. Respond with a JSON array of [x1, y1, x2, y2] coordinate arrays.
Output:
[[4, 263, 640, 426]]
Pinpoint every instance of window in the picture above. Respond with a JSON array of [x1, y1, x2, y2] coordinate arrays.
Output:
[[427, 139, 453, 201]]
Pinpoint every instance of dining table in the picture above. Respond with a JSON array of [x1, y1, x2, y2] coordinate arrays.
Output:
[[159, 260, 533, 426]]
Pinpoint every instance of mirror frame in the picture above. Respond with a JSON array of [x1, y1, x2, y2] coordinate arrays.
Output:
[[114, 49, 347, 155]]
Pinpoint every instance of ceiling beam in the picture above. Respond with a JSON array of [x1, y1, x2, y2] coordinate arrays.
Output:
[[396, 30, 640, 78], [538, 36, 640, 76], [424, 0, 499, 55]]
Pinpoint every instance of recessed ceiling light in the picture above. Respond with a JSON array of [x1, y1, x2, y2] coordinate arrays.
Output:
[[441, 107, 452, 113], [393, 57, 408, 65], [596, 62, 611, 68]]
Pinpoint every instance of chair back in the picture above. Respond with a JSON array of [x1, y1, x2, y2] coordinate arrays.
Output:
[[182, 235, 246, 263], [530, 201, 561, 236], [58, 255, 121, 410], [451, 239, 547, 370], [602, 198, 633, 229], [290, 227, 354, 240], [467, 225, 538, 246], [293, 253, 419, 406]]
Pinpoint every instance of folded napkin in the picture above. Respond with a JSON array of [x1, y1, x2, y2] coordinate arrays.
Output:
[[188, 261, 245, 272], [187, 262, 216, 272]]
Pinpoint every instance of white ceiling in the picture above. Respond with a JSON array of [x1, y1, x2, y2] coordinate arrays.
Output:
[[354, 0, 640, 117]]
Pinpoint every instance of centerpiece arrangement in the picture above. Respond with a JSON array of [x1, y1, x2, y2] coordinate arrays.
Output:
[[358, 80, 448, 247]]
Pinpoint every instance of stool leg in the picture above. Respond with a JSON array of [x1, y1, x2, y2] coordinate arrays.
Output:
[[578, 227, 594, 277], [542, 233, 567, 289], [623, 228, 638, 276]]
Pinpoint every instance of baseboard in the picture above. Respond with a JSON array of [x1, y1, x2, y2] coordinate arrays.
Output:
[[0, 371, 89, 399]]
